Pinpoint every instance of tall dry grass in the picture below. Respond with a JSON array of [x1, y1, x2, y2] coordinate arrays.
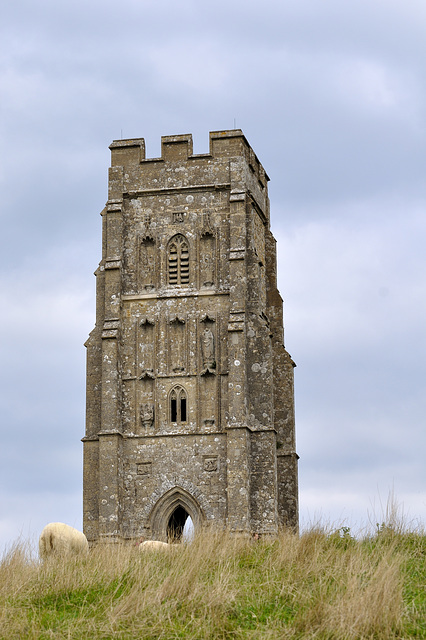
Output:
[[0, 524, 424, 639]]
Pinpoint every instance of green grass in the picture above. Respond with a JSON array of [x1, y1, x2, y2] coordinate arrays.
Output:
[[1, 525, 425, 639]]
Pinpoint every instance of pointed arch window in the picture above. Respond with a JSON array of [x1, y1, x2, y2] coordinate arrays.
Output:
[[168, 235, 189, 285], [170, 386, 187, 424]]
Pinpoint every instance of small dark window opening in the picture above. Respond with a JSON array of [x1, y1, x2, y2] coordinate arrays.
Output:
[[180, 397, 187, 422], [170, 386, 187, 424], [167, 506, 189, 542], [171, 397, 177, 422]]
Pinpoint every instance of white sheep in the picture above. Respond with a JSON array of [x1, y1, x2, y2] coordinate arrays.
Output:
[[138, 540, 170, 550], [39, 522, 89, 560]]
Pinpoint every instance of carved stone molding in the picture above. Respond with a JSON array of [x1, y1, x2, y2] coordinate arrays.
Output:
[[173, 211, 185, 223], [200, 212, 214, 237], [201, 326, 216, 375], [139, 235, 156, 290], [140, 403, 155, 428]]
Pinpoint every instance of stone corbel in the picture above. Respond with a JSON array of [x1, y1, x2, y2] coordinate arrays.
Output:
[[139, 369, 155, 379], [200, 366, 216, 376], [140, 232, 155, 243], [140, 317, 155, 327]]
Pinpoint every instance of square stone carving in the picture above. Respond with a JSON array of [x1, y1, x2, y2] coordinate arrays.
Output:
[[203, 456, 218, 472], [173, 211, 185, 223], [137, 462, 152, 476]]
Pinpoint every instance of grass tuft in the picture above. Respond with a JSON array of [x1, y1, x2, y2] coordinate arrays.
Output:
[[0, 524, 425, 639]]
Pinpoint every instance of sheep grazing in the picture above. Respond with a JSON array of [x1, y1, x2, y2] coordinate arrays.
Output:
[[138, 540, 170, 550], [39, 522, 89, 560]]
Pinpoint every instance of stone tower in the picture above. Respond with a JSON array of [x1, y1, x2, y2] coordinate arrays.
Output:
[[83, 130, 298, 544]]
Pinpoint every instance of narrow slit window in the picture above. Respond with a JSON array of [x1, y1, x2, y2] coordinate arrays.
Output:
[[170, 386, 187, 424], [180, 397, 187, 422], [171, 395, 177, 422]]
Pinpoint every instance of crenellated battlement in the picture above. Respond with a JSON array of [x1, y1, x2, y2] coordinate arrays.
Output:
[[109, 130, 269, 185]]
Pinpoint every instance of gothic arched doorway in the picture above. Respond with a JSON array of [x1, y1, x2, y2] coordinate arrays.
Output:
[[149, 486, 204, 542], [167, 505, 189, 542]]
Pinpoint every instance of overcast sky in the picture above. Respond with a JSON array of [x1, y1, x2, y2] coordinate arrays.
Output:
[[1, 0, 425, 551]]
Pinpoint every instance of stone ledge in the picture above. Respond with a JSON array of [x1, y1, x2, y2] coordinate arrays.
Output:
[[276, 451, 300, 459], [228, 323, 244, 332], [121, 289, 229, 301], [229, 191, 246, 202], [229, 248, 246, 260], [104, 259, 121, 270], [124, 182, 230, 198], [98, 430, 124, 437], [123, 431, 226, 440], [101, 330, 118, 339]]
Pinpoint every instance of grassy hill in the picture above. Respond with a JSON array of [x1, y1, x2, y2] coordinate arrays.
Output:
[[1, 525, 425, 639]]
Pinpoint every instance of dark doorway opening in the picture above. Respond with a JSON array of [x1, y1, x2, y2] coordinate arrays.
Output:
[[167, 506, 189, 542]]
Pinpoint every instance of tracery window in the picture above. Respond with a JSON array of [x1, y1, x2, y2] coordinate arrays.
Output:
[[168, 235, 189, 285], [170, 386, 187, 424]]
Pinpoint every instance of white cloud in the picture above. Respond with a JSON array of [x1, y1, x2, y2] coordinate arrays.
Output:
[[147, 41, 230, 94], [276, 199, 426, 354]]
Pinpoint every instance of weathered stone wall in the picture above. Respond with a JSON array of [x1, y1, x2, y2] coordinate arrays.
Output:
[[119, 433, 227, 540], [83, 130, 298, 543]]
